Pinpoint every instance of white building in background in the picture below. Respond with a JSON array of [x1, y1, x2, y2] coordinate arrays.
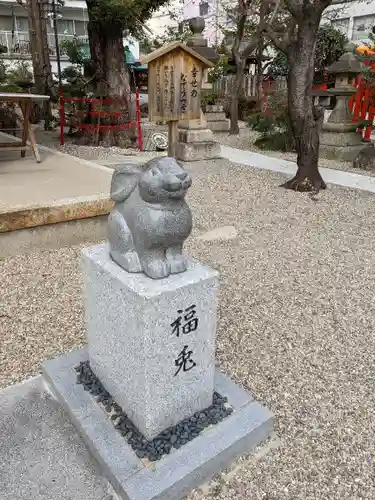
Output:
[[0, 0, 371, 78], [146, 1, 180, 37], [179, 0, 375, 47], [145, 0, 226, 47], [182, 0, 228, 46], [324, 1, 375, 44], [0, 0, 89, 74], [0, 0, 139, 74]]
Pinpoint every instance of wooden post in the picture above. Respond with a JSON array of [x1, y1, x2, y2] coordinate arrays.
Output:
[[168, 120, 178, 157]]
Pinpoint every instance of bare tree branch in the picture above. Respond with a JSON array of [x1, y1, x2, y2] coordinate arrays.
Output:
[[240, 0, 284, 60], [264, 24, 287, 53], [16, 0, 27, 9], [231, 1, 249, 66], [242, 39, 259, 59], [283, 0, 302, 19], [265, 10, 297, 55], [269, 0, 282, 24]]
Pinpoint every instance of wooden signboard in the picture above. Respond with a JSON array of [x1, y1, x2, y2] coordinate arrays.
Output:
[[141, 42, 214, 156]]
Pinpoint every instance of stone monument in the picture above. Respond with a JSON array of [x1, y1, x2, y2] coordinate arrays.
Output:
[[176, 17, 222, 161], [42, 156, 273, 500], [320, 43, 366, 161], [184, 17, 230, 133]]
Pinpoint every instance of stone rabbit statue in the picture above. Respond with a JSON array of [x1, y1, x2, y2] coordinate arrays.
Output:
[[108, 156, 193, 280]]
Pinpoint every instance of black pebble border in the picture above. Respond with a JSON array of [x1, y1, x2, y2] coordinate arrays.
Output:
[[75, 360, 233, 461]]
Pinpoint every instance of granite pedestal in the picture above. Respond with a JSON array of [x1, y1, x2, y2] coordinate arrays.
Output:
[[42, 347, 274, 500], [177, 110, 221, 162], [42, 240, 275, 500], [205, 105, 230, 132], [82, 243, 219, 440]]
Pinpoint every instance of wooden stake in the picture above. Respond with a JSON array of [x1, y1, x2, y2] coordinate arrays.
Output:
[[168, 120, 178, 157]]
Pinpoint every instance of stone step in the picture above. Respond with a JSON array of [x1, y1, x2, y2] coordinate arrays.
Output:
[[177, 141, 221, 161], [179, 128, 213, 143], [205, 112, 227, 121], [205, 105, 224, 113], [208, 121, 230, 132]]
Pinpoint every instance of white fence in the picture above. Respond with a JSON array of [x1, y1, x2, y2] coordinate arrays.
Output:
[[212, 74, 287, 98]]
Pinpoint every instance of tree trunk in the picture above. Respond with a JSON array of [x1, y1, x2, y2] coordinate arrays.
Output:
[[255, 54, 263, 107], [255, 1, 265, 108], [27, 0, 53, 126], [283, 20, 326, 192], [27, 0, 44, 122], [82, 1, 135, 147], [39, 0, 54, 129], [229, 62, 245, 135]]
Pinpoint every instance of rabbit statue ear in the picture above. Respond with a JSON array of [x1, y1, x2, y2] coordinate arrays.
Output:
[[110, 164, 141, 202]]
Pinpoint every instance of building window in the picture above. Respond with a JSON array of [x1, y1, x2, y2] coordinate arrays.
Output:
[[330, 17, 349, 36], [199, 1, 209, 17], [15, 17, 29, 33], [56, 19, 75, 35], [0, 15, 13, 31], [74, 21, 86, 37], [352, 15, 375, 41]]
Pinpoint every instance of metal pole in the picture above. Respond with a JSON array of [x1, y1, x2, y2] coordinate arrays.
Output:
[[52, 0, 62, 87]]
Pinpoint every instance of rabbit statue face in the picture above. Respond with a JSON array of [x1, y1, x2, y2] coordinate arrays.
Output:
[[108, 156, 193, 279], [138, 157, 192, 204]]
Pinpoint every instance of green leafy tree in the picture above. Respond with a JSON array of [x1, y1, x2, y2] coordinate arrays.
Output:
[[83, 0, 171, 145], [221, 0, 286, 135], [139, 22, 191, 54], [268, 25, 347, 84], [265, 0, 335, 192]]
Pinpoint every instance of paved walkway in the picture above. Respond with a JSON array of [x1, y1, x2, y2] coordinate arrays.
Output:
[[0, 147, 112, 213], [221, 145, 375, 194], [0, 376, 114, 500]]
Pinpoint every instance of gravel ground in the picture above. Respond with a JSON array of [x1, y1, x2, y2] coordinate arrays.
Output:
[[36, 129, 166, 161], [36, 126, 375, 178], [1, 159, 375, 499], [214, 128, 375, 178]]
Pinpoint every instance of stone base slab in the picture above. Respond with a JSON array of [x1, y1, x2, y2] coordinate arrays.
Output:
[[319, 143, 366, 162], [178, 129, 214, 143], [206, 112, 227, 122], [207, 120, 230, 132], [320, 131, 364, 147], [178, 116, 208, 130], [0, 215, 109, 259], [42, 347, 274, 500], [322, 122, 359, 133], [0, 196, 113, 233], [176, 141, 221, 162], [205, 105, 224, 113]]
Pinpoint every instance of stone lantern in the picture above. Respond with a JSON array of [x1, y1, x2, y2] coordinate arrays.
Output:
[[186, 17, 219, 94], [177, 17, 225, 161], [184, 17, 229, 132], [320, 43, 365, 161]]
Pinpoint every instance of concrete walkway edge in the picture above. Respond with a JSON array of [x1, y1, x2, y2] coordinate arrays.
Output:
[[0, 131, 115, 174], [221, 145, 375, 194]]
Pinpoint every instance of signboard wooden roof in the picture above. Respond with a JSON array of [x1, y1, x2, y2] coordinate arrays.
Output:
[[141, 41, 214, 69], [142, 42, 214, 122]]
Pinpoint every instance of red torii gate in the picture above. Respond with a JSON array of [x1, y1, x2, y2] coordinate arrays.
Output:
[[349, 46, 375, 141]]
